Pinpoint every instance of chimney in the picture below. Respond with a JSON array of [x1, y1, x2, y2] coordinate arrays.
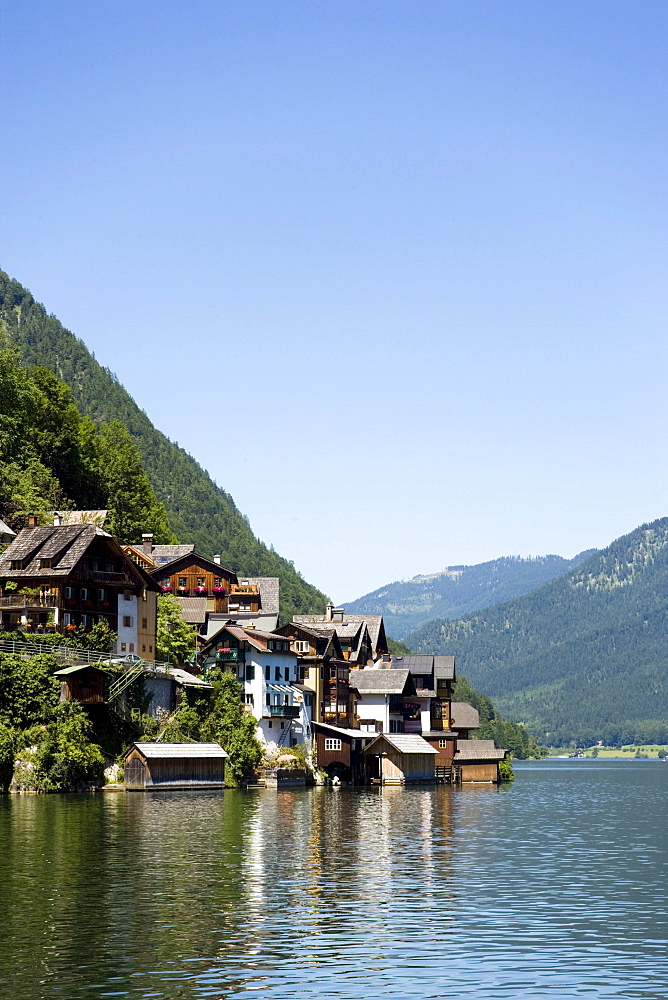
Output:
[[27, 514, 38, 528], [214, 554, 221, 565], [325, 602, 334, 621], [141, 532, 154, 555], [53, 513, 63, 526]]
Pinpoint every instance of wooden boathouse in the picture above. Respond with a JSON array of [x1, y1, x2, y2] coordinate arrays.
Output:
[[124, 742, 228, 790], [363, 733, 438, 784]]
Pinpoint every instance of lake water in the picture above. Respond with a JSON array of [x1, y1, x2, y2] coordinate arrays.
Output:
[[0, 760, 666, 1000]]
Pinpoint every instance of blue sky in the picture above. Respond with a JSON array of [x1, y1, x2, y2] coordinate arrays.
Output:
[[2, 1, 667, 602]]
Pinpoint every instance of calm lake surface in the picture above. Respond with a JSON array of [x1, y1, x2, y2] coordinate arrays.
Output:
[[0, 760, 666, 1000]]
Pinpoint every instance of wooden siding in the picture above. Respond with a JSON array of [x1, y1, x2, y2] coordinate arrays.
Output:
[[460, 761, 500, 783], [315, 730, 352, 769], [380, 752, 436, 784], [124, 748, 226, 789]]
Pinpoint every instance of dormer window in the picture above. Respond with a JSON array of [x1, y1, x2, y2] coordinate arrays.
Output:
[[9, 560, 23, 571], [39, 558, 53, 569]]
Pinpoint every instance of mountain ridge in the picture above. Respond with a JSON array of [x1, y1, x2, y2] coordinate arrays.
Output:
[[403, 518, 668, 744], [346, 551, 595, 638]]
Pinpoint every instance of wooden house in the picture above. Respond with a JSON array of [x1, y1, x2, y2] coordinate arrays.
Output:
[[275, 622, 355, 727], [363, 733, 438, 784], [124, 742, 228, 790], [312, 721, 375, 782], [54, 664, 107, 705], [0, 521, 160, 655], [454, 739, 507, 783], [293, 605, 389, 661], [350, 666, 417, 734], [420, 702, 481, 780]]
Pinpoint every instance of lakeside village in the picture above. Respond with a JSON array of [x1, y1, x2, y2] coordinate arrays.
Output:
[[0, 514, 509, 790]]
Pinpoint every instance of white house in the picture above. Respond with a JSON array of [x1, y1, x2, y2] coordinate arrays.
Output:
[[349, 667, 417, 734], [200, 624, 314, 750]]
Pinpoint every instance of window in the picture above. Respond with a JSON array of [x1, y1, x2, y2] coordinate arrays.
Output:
[[63, 613, 71, 626], [324, 738, 342, 751], [123, 616, 133, 628], [294, 640, 310, 653], [80, 588, 89, 601], [265, 666, 270, 680], [141, 618, 148, 630], [124, 589, 132, 601], [197, 577, 205, 587], [245, 694, 254, 706], [214, 577, 222, 588], [439, 739, 448, 749], [64, 586, 74, 599], [149, 645, 153, 653], [9, 560, 23, 570], [246, 664, 255, 681], [284, 667, 290, 681], [129, 643, 135, 653], [266, 694, 271, 706], [142, 589, 147, 602], [120, 642, 127, 652], [275, 667, 281, 681], [178, 577, 187, 587], [142, 645, 146, 653], [98, 589, 107, 602], [268, 641, 274, 650], [39, 558, 52, 569]]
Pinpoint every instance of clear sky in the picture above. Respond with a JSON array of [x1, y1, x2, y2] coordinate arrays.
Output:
[[2, 1, 666, 603]]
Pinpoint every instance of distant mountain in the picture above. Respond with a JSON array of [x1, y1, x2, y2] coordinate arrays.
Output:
[[0, 271, 328, 620], [404, 519, 668, 745], [347, 552, 595, 639]]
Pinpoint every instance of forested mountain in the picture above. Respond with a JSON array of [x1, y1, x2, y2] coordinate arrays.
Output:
[[0, 346, 170, 543], [0, 271, 328, 619], [405, 519, 668, 745], [347, 552, 594, 639]]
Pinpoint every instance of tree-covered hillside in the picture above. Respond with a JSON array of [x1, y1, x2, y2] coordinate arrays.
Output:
[[405, 519, 668, 745], [0, 344, 170, 543], [0, 271, 328, 619], [346, 552, 594, 638]]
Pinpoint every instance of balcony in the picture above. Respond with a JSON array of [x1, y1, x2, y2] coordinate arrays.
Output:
[[0, 595, 58, 609], [215, 648, 239, 662], [230, 584, 259, 595], [269, 705, 300, 718]]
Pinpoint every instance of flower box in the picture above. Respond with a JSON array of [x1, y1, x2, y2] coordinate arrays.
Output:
[[212, 587, 226, 595], [177, 587, 190, 596], [194, 586, 208, 595], [161, 586, 172, 593]]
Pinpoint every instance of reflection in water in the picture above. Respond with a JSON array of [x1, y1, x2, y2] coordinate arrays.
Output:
[[0, 763, 666, 999]]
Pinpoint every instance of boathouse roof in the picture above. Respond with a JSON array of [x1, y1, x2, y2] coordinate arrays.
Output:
[[128, 742, 228, 759]]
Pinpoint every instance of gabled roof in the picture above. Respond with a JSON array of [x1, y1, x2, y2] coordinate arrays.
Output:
[[148, 550, 237, 580], [377, 654, 456, 681], [0, 524, 156, 588], [129, 742, 227, 759], [450, 702, 480, 729], [350, 668, 415, 695], [202, 622, 292, 655], [363, 733, 439, 755], [235, 577, 280, 615], [54, 664, 107, 677], [175, 596, 208, 624], [455, 739, 506, 760], [275, 622, 345, 659], [312, 721, 375, 740], [293, 611, 387, 655], [143, 544, 195, 565]]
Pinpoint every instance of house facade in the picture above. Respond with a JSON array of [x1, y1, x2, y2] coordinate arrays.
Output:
[[0, 521, 160, 657], [275, 621, 356, 727], [199, 624, 314, 750]]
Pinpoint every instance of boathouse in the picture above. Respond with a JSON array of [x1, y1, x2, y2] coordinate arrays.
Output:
[[54, 664, 107, 704], [454, 739, 507, 783], [363, 732, 438, 784], [124, 742, 228, 790]]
